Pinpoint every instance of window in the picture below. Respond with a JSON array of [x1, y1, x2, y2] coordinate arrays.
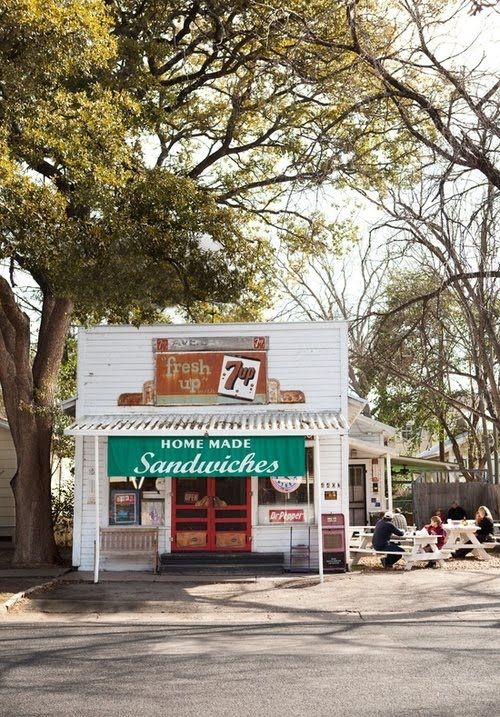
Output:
[[401, 422, 414, 441], [108, 477, 164, 526], [257, 447, 315, 524]]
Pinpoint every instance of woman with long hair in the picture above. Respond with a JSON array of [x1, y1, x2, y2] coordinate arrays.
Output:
[[453, 506, 495, 559]]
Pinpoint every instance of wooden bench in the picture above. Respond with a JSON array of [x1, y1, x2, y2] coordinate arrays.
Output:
[[99, 527, 159, 573], [471, 542, 497, 559]]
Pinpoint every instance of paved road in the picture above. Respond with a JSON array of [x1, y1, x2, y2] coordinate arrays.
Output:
[[1, 618, 498, 717]]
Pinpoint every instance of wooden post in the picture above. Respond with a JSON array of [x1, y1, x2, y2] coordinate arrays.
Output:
[[94, 435, 100, 584], [314, 435, 324, 584], [386, 452, 393, 512]]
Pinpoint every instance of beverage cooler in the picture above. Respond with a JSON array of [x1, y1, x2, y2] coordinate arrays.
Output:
[[321, 513, 347, 573]]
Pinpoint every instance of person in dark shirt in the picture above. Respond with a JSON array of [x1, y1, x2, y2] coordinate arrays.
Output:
[[434, 508, 446, 524], [453, 506, 495, 559], [372, 511, 405, 569], [447, 501, 467, 521]]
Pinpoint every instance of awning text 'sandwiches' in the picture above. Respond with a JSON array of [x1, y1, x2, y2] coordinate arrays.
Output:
[[107, 435, 305, 478]]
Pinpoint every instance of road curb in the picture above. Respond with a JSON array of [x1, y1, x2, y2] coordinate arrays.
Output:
[[2, 573, 70, 612]]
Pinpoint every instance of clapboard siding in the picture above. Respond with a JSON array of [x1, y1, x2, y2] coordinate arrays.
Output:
[[252, 526, 320, 568], [0, 428, 16, 527], [349, 431, 384, 445], [77, 322, 347, 416]]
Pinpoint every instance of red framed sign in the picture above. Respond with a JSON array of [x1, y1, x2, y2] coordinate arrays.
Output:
[[268, 509, 305, 523], [110, 490, 140, 526]]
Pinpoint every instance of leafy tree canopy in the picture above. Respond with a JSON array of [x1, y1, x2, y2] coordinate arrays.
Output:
[[0, 0, 427, 563], [1, 0, 419, 319]]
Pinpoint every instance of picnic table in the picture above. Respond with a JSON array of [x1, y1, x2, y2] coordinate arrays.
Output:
[[350, 531, 449, 571], [441, 522, 494, 560]]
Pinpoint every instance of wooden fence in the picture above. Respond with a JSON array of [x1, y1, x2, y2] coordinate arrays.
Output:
[[413, 482, 500, 527]]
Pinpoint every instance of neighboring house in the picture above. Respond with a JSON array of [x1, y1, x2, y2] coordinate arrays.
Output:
[[418, 432, 469, 463], [346, 396, 458, 524], [0, 419, 16, 544], [0, 408, 74, 545], [395, 423, 488, 475]]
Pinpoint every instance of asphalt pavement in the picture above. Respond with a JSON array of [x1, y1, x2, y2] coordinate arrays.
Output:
[[1, 567, 499, 716], [0, 618, 498, 717]]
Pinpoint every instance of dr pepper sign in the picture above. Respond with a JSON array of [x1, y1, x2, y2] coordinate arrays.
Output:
[[155, 338, 268, 405]]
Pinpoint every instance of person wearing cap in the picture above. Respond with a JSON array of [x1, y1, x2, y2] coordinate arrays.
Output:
[[372, 511, 405, 569]]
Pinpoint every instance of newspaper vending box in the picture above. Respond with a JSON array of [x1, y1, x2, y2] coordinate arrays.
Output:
[[321, 513, 346, 573]]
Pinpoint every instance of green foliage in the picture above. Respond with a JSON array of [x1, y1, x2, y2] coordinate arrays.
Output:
[[0, 0, 424, 326], [51, 479, 74, 546], [0, 2, 272, 324], [57, 338, 77, 402], [52, 480, 74, 526], [369, 268, 473, 448], [51, 410, 75, 462]]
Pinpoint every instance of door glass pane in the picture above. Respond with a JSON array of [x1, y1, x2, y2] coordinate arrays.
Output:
[[177, 478, 207, 505], [214, 477, 246, 505], [175, 478, 208, 549], [349, 466, 366, 525], [175, 508, 207, 519]]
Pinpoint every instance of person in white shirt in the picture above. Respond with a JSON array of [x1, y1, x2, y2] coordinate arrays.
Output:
[[392, 508, 408, 531]]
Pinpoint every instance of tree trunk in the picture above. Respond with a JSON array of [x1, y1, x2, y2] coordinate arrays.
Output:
[[0, 276, 73, 566], [11, 415, 59, 565]]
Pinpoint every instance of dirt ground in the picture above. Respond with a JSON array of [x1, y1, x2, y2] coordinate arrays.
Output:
[[0, 547, 72, 603], [2, 548, 499, 608]]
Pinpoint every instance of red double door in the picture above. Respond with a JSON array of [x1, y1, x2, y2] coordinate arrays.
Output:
[[172, 476, 251, 552]]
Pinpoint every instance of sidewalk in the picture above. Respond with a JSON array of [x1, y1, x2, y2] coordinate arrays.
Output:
[[0, 548, 72, 606], [3, 565, 499, 624]]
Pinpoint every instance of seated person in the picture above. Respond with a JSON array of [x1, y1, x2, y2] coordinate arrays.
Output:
[[392, 508, 408, 531], [453, 506, 495, 559], [423, 515, 446, 568], [372, 511, 405, 569], [434, 508, 446, 523], [447, 501, 467, 521]]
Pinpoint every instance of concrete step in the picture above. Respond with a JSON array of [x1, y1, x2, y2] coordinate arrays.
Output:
[[161, 551, 284, 564], [159, 551, 285, 575]]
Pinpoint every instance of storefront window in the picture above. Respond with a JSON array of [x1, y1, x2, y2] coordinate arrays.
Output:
[[109, 477, 165, 526], [257, 447, 315, 524]]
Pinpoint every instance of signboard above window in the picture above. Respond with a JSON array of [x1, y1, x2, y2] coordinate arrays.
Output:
[[155, 337, 268, 406], [116, 335, 306, 407]]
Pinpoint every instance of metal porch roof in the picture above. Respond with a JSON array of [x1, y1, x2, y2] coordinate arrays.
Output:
[[65, 411, 348, 437], [349, 438, 459, 471]]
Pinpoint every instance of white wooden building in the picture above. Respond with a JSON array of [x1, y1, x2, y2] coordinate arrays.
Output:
[[67, 321, 351, 578]]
